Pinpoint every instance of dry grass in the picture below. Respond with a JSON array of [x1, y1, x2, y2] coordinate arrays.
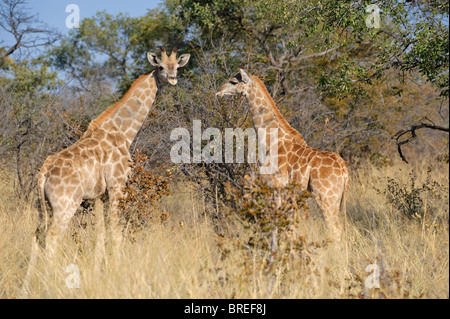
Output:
[[0, 159, 448, 299]]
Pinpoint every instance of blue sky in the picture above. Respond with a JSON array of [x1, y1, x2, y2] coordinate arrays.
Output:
[[1, 0, 162, 47]]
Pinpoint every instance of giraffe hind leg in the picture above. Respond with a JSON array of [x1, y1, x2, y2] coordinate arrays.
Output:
[[45, 201, 81, 258], [21, 201, 80, 296], [324, 206, 343, 241], [312, 193, 343, 241]]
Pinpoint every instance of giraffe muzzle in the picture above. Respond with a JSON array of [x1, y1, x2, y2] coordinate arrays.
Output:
[[168, 76, 177, 85]]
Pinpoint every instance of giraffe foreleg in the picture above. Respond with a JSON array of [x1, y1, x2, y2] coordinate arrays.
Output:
[[107, 186, 124, 255], [94, 198, 107, 267]]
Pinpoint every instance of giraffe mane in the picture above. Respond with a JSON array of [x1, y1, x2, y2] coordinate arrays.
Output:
[[250, 75, 306, 142], [85, 72, 154, 135]]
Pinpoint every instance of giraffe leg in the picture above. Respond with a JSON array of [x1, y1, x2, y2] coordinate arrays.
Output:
[[268, 190, 282, 267], [312, 193, 342, 241], [94, 198, 107, 267], [45, 202, 80, 258], [107, 186, 124, 255], [323, 206, 343, 242]]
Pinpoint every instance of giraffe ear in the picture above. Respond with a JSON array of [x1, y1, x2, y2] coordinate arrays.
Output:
[[147, 52, 161, 66], [239, 69, 251, 83], [177, 54, 191, 68]]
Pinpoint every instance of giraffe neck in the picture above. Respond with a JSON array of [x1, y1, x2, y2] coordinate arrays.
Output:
[[84, 71, 158, 146], [247, 76, 306, 145]]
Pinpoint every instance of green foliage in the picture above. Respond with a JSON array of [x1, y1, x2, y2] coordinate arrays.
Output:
[[376, 0, 449, 97], [49, 11, 138, 88], [0, 58, 59, 94], [49, 8, 185, 93], [402, 22, 449, 97]]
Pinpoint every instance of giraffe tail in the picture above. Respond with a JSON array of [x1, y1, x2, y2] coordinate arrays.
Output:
[[340, 175, 350, 222], [36, 170, 49, 247]]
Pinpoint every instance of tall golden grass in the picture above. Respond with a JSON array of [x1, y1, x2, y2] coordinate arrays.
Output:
[[0, 159, 448, 298]]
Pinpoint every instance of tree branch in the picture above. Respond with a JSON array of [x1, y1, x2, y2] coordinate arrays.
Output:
[[395, 119, 449, 163], [0, 0, 59, 59], [291, 46, 340, 62]]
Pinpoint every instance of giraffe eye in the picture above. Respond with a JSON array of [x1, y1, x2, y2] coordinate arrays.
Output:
[[230, 80, 238, 85], [159, 66, 164, 71]]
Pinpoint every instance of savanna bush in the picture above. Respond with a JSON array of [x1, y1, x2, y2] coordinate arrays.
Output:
[[119, 149, 172, 237], [223, 175, 331, 270], [379, 166, 449, 232]]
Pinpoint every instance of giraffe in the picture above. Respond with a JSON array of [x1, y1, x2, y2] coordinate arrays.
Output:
[[32, 47, 190, 257], [216, 69, 349, 240]]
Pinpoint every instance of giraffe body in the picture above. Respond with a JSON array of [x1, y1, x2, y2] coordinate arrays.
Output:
[[217, 69, 349, 240], [33, 48, 190, 256]]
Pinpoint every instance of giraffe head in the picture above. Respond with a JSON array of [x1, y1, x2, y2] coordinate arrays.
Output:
[[216, 69, 253, 97], [147, 47, 190, 85]]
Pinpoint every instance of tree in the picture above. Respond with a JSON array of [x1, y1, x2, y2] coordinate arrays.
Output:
[[0, 0, 59, 61], [49, 11, 138, 90], [167, 0, 356, 96], [0, 56, 62, 199], [166, 0, 448, 163]]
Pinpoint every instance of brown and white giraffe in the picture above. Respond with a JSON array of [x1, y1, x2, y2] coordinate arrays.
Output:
[[33, 47, 190, 257], [216, 69, 349, 240]]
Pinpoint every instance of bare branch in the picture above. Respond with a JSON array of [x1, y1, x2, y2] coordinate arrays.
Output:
[[0, 0, 59, 59], [291, 46, 340, 63], [395, 119, 449, 163]]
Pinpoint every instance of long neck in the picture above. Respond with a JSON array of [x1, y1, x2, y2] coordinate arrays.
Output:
[[247, 77, 305, 145], [84, 71, 158, 146]]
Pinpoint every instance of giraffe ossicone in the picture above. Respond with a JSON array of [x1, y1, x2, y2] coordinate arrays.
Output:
[[216, 69, 349, 240]]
